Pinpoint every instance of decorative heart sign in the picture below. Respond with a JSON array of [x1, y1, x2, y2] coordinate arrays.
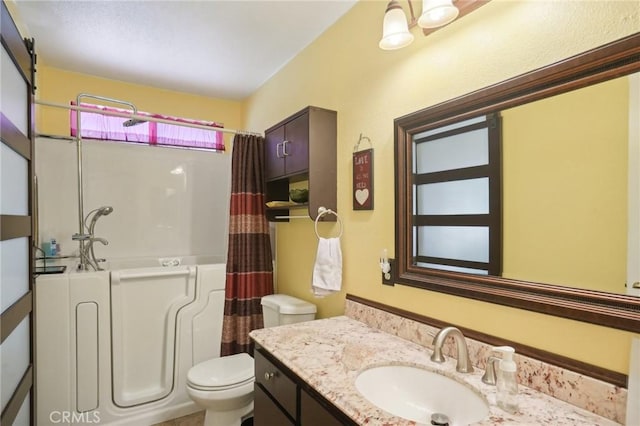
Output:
[[353, 148, 373, 210], [355, 188, 369, 205]]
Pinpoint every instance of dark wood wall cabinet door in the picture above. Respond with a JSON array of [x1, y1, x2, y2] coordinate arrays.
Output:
[[265, 125, 286, 180], [280, 112, 309, 177]]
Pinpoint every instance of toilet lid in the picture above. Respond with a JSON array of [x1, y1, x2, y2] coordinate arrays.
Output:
[[187, 353, 254, 390]]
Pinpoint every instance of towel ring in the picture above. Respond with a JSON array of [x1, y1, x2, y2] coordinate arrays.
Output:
[[315, 207, 343, 239]]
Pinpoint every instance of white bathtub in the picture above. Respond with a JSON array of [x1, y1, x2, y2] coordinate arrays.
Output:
[[35, 256, 227, 425], [105, 254, 225, 270]]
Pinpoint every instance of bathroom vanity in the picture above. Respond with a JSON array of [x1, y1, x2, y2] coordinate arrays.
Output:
[[250, 316, 621, 425], [254, 347, 356, 426]]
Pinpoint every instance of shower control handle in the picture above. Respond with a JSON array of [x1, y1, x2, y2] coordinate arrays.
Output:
[[264, 371, 276, 381]]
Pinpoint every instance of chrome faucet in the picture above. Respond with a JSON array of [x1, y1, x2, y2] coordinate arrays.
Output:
[[75, 206, 114, 271], [430, 326, 474, 373], [86, 237, 109, 270]]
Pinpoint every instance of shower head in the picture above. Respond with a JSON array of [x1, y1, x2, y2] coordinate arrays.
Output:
[[123, 118, 147, 127], [87, 206, 114, 234], [97, 206, 114, 216]]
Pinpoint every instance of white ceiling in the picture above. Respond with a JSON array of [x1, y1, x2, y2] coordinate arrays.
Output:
[[13, 0, 357, 100]]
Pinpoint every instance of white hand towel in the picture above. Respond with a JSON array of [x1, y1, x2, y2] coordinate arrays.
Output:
[[311, 237, 342, 297]]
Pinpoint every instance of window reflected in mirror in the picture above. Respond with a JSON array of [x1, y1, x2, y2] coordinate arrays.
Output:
[[411, 114, 502, 276]]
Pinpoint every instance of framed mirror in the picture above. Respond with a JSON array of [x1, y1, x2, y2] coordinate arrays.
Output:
[[394, 33, 640, 333]]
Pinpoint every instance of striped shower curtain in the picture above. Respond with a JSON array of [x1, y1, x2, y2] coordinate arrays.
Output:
[[221, 133, 274, 356]]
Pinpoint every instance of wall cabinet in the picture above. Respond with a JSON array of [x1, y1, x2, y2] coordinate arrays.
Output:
[[265, 112, 309, 180], [264, 106, 337, 222], [254, 347, 357, 426]]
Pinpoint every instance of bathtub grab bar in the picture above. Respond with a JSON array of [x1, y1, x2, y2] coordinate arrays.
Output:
[[112, 266, 196, 281]]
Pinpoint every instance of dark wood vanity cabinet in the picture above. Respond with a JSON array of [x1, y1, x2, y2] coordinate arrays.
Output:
[[254, 385, 294, 426], [264, 106, 337, 222], [299, 389, 345, 426], [254, 347, 357, 426], [254, 348, 297, 422]]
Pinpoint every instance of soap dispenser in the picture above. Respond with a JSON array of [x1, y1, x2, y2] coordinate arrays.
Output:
[[494, 346, 518, 414]]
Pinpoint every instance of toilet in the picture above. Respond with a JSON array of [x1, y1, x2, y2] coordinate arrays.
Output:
[[186, 294, 317, 426]]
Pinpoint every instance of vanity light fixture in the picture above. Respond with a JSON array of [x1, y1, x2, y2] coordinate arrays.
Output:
[[379, 0, 490, 50], [379, 0, 416, 50], [418, 0, 459, 28]]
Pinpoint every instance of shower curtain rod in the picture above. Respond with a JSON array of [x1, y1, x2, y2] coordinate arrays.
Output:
[[35, 99, 263, 137]]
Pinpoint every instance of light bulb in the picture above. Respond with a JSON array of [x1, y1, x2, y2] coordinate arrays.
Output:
[[418, 0, 459, 29], [379, 0, 414, 50]]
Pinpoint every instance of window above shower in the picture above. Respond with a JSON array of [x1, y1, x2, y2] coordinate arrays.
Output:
[[70, 102, 225, 151]]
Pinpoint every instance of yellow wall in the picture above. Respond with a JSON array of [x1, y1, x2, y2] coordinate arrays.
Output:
[[16, 0, 639, 375], [502, 77, 628, 292], [36, 66, 244, 149], [244, 0, 639, 374]]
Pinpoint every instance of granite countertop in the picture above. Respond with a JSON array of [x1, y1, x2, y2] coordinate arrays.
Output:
[[249, 316, 619, 426]]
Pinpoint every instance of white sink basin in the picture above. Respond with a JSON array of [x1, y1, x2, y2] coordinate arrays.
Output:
[[355, 365, 489, 425]]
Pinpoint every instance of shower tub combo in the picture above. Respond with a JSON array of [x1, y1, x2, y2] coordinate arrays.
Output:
[[35, 256, 227, 425]]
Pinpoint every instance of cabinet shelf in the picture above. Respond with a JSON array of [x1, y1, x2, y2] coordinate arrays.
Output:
[[266, 201, 308, 209]]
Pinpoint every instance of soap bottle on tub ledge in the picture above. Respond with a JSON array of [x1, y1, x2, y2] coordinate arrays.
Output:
[[41, 237, 58, 257], [494, 346, 519, 414]]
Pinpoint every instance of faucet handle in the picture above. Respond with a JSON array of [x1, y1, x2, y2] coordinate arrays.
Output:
[[482, 355, 501, 385]]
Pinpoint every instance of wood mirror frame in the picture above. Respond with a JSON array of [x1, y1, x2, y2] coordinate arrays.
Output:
[[394, 33, 640, 334]]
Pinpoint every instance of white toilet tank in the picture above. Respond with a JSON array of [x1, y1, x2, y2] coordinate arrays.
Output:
[[261, 294, 317, 328]]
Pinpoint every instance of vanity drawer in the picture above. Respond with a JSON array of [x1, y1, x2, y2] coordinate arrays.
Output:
[[254, 349, 297, 418]]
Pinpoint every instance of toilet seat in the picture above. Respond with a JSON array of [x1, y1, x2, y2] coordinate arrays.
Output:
[[187, 353, 255, 391]]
